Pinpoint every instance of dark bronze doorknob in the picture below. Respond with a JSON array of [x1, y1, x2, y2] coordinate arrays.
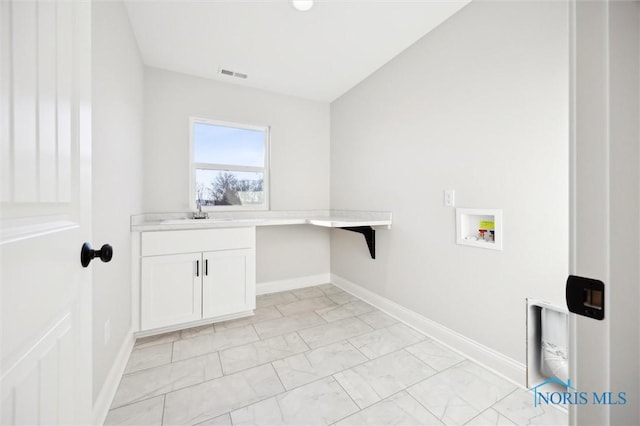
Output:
[[81, 242, 113, 267]]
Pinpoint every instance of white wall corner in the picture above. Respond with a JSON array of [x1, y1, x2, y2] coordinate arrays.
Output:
[[92, 328, 136, 425], [256, 273, 332, 295], [330, 274, 526, 388]]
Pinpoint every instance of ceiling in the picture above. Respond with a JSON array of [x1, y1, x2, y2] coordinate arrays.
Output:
[[124, 0, 471, 103]]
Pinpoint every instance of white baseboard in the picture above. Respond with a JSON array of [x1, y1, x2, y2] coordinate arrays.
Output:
[[330, 274, 526, 388], [256, 273, 331, 295], [92, 328, 136, 425]]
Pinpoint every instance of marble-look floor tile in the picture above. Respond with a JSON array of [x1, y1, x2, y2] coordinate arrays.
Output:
[[405, 339, 465, 371], [111, 352, 222, 408], [276, 296, 337, 317], [334, 349, 437, 409], [256, 291, 298, 308], [407, 360, 517, 425], [316, 300, 375, 322], [298, 317, 373, 349], [163, 364, 284, 425], [272, 340, 367, 390], [110, 285, 521, 426], [172, 325, 259, 362], [253, 311, 326, 340], [465, 408, 516, 425], [213, 306, 282, 332], [230, 377, 358, 425], [325, 290, 360, 305], [104, 395, 164, 425], [291, 286, 325, 300], [316, 283, 343, 295], [219, 332, 309, 374], [357, 310, 399, 329], [134, 331, 181, 349], [180, 324, 215, 340], [195, 413, 233, 426], [492, 389, 568, 425], [335, 391, 443, 426], [348, 323, 425, 359], [123, 342, 172, 375]]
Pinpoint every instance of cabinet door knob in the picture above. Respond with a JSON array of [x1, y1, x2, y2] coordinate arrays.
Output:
[[81, 242, 113, 268]]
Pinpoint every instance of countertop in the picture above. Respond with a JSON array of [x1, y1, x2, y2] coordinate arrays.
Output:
[[131, 210, 392, 232]]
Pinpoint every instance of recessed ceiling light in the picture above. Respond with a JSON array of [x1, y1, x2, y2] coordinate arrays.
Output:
[[291, 0, 314, 12]]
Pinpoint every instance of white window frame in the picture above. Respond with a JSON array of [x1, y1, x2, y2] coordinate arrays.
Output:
[[189, 117, 270, 211]]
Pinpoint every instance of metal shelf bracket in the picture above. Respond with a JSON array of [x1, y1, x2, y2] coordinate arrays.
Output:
[[339, 226, 376, 259]]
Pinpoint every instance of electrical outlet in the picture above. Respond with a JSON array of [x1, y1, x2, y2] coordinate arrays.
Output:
[[444, 190, 455, 207], [104, 319, 111, 345]]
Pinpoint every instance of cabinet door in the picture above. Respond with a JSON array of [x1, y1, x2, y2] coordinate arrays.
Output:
[[202, 249, 256, 318], [141, 253, 202, 330]]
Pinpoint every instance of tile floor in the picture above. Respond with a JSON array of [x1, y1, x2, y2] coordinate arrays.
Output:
[[105, 284, 568, 425]]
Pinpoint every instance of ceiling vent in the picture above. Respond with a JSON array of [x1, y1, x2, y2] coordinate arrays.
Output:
[[219, 68, 248, 79]]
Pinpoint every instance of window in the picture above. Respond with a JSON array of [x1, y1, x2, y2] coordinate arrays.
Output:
[[190, 118, 269, 210]]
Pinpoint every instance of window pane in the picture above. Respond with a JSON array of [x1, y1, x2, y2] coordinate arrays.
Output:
[[195, 169, 264, 206], [193, 122, 265, 167]]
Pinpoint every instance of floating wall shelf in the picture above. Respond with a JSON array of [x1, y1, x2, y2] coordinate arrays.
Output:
[[456, 208, 503, 250], [131, 210, 392, 260]]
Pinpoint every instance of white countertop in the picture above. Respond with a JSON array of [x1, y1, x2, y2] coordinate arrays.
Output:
[[131, 210, 392, 232]]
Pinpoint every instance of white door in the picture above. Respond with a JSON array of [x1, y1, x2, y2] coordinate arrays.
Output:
[[570, 1, 639, 425], [0, 0, 93, 424]]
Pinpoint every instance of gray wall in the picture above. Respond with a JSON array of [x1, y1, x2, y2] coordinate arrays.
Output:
[[330, 1, 569, 365], [92, 0, 144, 403], [143, 68, 331, 284]]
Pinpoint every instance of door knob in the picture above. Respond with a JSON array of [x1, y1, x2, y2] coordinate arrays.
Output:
[[81, 242, 113, 267]]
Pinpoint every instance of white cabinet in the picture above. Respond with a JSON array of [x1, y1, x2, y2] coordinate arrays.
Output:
[[139, 228, 256, 331], [202, 249, 255, 318], [141, 253, 202, 330]]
